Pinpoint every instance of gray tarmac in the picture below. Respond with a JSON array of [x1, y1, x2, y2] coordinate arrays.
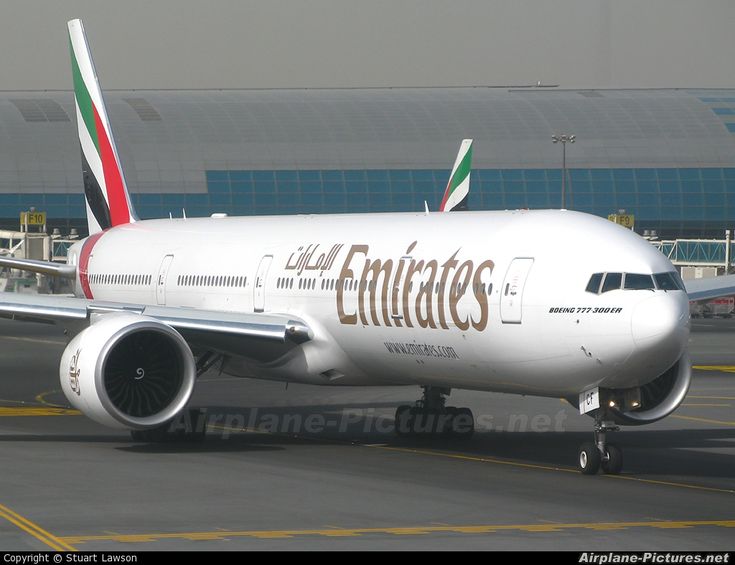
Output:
[[0, 318, 732, 551]]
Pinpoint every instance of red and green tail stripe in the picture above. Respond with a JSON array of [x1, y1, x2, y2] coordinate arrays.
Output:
[[68, 19, 134, 231]]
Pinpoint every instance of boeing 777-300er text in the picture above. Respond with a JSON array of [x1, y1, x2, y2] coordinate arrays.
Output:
[[0, 20, 729, 475]]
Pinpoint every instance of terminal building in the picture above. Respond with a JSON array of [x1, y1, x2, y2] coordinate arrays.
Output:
[[2, 87, 735, 239]]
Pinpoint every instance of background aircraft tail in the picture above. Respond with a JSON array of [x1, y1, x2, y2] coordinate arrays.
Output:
[[439, 139, 473, 212], [68, 19, 137, 235]]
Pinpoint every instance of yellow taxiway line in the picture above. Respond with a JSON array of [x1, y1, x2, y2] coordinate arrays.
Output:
[[366, 444, 735, 495], [0, 335, 65, 346], [207, 424, 735, 495], [681, 403, 731, 407], [0, 389, 79, 415], [0, 407, 80, 417], [693, 365, 735, 373], [60, 519, 735, 544], [671, 415, 735, 427], [0, 502, 76, 551]]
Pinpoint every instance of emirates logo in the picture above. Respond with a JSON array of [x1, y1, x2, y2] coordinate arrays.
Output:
[[69, 348, 81, 396]]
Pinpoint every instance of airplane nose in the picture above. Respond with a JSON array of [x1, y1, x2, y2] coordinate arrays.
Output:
[[631, 293, 689, 359]]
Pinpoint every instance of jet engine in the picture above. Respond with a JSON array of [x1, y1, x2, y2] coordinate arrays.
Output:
[[60, 313, 196, 429], [604, 352, 692, 425]]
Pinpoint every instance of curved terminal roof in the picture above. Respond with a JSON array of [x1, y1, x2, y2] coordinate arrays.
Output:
[[1, 88, 734, 236]]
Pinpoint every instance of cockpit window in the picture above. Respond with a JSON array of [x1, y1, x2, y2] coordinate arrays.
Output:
[[585, 273, 603, 294], [587, 271, 685, 294], [673, 271, 686, 291], [624, 273, 655, 290], [654, 272, 684, 291], [601, 272, 622, 293]]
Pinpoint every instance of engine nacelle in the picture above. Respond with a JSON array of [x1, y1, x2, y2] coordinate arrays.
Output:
[[605, 352, 692, 426], [60, 313, 196, 430]]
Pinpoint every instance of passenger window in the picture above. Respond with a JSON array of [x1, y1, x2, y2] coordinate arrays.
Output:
[[601, 273, 622, 293], [586, 273, 603, 294], [624, 273, 655, 290]]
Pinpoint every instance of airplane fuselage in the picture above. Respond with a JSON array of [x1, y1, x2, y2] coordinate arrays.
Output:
[[66, 209, 690, 399]]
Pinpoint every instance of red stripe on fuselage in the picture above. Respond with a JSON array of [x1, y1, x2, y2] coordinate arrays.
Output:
[[92, 106, 131, 226], [78, 231, 106, 299]]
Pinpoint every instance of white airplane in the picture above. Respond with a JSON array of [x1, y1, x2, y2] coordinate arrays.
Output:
[[0, 19, 724, 476]]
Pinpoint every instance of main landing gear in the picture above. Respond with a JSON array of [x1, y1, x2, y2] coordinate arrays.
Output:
[[578, 413, 623, 475], [394, 386, 475, 439]]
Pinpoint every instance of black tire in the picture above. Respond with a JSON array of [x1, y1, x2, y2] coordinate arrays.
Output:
[[578, 442, 601, 475], [413, 410, 438, 435], [450, 407, 475, 439], [601, 443, 623, 475], [394, 405, 413, 436], [441, 407, 458, 436]]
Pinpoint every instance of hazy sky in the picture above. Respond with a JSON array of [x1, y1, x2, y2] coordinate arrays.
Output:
[[2, 0, 734, 90]]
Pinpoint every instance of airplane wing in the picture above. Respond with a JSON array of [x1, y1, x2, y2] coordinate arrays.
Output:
[[685, 274, 735, 302], [0, 293, 311, 362]]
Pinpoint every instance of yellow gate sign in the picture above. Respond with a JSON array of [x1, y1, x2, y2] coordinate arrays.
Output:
[[20, 211, 46, 226], [608, 213, 635, 229]]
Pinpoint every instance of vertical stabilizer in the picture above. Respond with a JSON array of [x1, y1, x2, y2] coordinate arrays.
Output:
[[439, 139, 473, 212], [68, 19, 137, 235]]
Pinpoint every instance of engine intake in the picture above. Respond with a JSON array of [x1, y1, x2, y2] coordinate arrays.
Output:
[[60, 313, 196, 429], [606, 352, 692, 426]]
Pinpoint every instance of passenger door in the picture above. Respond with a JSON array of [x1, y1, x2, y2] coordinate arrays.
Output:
[[253, 255, 273, 312], [156, 254, 174, 306], [500, 257, 534, 324]]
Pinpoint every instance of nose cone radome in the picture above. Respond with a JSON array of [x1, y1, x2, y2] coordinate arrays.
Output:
[[631, 293, 689, 365]]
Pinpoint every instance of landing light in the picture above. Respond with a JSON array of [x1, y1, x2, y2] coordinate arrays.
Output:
[[608, 400, 617, 408], [631, 401, 641, 408]]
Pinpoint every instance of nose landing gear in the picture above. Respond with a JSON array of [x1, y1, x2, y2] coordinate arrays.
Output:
[[395, 386, 475, 439], [578, 413, 623, 475]]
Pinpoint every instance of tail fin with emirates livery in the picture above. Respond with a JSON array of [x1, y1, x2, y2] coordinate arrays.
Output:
[[68, 19, 137, 235], [439, 139, 473, 212]]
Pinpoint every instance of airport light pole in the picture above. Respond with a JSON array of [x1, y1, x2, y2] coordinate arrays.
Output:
[[552, 134, 575, 209]]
